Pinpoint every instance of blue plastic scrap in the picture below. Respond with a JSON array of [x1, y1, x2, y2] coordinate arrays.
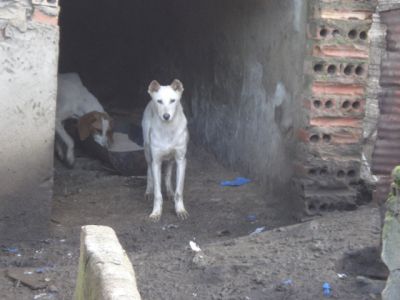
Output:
[[246, 214, 257, 222], [2, 247, 19, 254], [250, 226, 266, 235], [283, 279, 293, 286], [220, 177, 251, 187], [35, 267, 46, 273], [322, 282, 332, 297]]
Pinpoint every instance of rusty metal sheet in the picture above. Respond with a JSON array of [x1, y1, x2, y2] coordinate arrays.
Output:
[[372, 9, 400, 204]]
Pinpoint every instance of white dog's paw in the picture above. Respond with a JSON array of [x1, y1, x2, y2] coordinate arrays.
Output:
[[65, 150, 75, 168], [174, 195, 188, 220], [149, 211, 161, 222], [176, 208, 189, 220]]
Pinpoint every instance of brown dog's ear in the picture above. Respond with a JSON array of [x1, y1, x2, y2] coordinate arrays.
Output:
[[78, 112, 97, 141], [148, 80, 161, 94], [171, 79, 184, 92]]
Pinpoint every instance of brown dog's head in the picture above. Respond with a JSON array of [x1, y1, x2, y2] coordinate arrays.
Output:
[[78, 111, 113, 147]]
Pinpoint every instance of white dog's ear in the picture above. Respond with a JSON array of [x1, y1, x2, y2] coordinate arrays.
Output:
[[171, 79, 184, 92], [148, 80, 161, 94]]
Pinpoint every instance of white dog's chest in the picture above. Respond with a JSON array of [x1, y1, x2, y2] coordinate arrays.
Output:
[[149, 128, 187, 158]]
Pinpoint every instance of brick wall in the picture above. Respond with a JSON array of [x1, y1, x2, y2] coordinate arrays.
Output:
[[371, 2, 400, 205], [295, 0, 378, 215]]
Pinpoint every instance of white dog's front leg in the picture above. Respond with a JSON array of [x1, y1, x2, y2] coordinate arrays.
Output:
[[175, 157, 188, 219], [150, 158, 163, 221], [165, 160, 174, 201]]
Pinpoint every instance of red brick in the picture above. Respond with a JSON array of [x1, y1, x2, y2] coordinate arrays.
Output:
[[330, 129, 362, 144], [310, 117, 362, 128], [312, 82, 365, 96], [297, 129, 310, 143], [320, 10, 372, 20], [313, 45, 368, 59], [32, 8, 58, 26]]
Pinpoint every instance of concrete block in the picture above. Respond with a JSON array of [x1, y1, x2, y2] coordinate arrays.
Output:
[[74, 225, 142, 300]]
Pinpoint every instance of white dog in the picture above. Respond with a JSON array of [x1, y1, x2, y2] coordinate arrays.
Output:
[[56, 73, 113, 167], [142, 79, 189, 221]]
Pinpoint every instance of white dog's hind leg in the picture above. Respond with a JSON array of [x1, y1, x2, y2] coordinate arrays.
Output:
[[54, 135, 64, 161], [150, 157, 163, 221], [175, 156, 188, 220], [55, 121, 75, 167], [165, 160, 174, 201]]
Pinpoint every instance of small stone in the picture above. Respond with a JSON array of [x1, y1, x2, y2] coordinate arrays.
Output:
[[309, 240, 324, 252], [216, 229, 231, 237], [192, 253, 214, 269], [48, 284, 59, 293], [253, 275, 265, 285], [223, 240, 236, 247]]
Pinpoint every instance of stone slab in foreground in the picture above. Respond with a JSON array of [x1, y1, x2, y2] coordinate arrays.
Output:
[[74, 225, 141, 300]]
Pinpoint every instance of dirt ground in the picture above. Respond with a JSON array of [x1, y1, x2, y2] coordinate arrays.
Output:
[[0, 144, 387, 300]]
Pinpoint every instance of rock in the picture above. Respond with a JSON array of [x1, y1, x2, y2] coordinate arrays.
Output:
[[216, 229, 231, 237], [48, 284, 59, 293], [309, 240, 324, 252], [356, 276, 386, 295], [6, 267, 49, 290], [381, 212, 400, 271], [192, 252, 214, 269], [381, 166, 400, 300], [391, 166, 400, 186], [275, 279, 293, 292], [382, 270, 400, 300]]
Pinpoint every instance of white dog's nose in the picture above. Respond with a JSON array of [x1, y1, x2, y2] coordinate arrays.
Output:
[[163, 113, 170, 121]]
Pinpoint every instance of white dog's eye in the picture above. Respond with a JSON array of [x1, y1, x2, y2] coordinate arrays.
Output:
[[170, 99, 176, 103], [157, 100, 163, 104]]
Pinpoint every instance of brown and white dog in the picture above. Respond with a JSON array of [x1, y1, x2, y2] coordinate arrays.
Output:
[[55, 73, 113, 167], [142, 79, 189, 221]]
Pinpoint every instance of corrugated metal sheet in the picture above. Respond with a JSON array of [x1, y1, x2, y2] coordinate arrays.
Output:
[[372, 8, 400, 203]]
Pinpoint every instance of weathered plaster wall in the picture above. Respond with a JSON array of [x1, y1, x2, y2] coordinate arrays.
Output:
[[0, 1, 59, 241], [59, 0, 308, 192], [177, 1, 308, 191]]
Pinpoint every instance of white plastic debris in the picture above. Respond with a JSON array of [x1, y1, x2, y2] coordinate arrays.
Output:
[[34, 294, 47, 299], [162, 224, 179, 231], [189, 241, 201, 252], [250, 226, 266, 235], [337, 273, 347, 279]]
